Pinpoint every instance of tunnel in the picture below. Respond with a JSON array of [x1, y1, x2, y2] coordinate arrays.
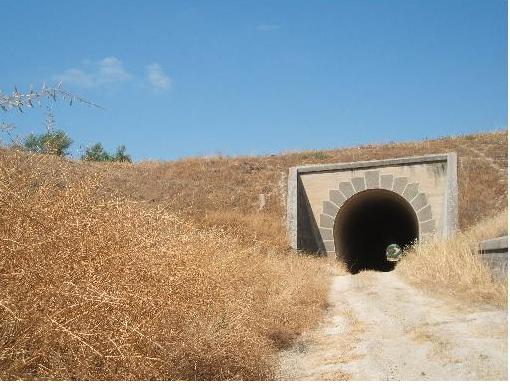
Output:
[[333, 189, 419, 274]]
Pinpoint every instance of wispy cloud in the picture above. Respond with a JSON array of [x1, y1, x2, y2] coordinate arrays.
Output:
[[54, 57, 131, 88], [54, 58, 172, 92], [146, 63, 172, 91], [255, 24, 281, 32]]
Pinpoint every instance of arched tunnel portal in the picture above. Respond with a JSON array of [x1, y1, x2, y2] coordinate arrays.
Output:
[[333, 189, 419, 273], [310, 167, 445, 275], [288, 156, 459, 272]]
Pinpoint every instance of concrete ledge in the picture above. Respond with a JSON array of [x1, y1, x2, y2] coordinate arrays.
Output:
[[479, 236, 508, 252], [289, 153, 450, 175], [479, 236, 508, 280]]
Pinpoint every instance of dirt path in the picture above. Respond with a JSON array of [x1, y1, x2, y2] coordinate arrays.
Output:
[[278, 271, 507, 380]]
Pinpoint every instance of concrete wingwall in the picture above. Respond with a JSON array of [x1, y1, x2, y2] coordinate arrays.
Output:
[[479, 236, 508, 280], [287, 153, 458, 257]]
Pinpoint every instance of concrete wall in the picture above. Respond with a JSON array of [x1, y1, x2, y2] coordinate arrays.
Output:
[[479, 236, 508, 280], [287, 153, 458, 257]]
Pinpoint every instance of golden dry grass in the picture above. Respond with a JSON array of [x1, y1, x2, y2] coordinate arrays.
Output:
[[89, 130, 507, 231], [0, 152, 333, 380], [464, 208, 508, 241], [397, 210, 508, 307]]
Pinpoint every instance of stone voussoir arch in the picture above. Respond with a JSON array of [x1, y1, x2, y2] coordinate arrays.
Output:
[[317, 169, 436, 258]]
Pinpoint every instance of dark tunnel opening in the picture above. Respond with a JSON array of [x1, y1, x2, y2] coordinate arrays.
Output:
[[333, 189, 419, 274]]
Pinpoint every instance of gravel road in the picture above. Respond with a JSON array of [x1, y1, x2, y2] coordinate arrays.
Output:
[[278, 271, 507, 380]]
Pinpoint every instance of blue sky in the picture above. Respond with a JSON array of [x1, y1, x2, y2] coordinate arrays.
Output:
[[1, 0, 507, 160]]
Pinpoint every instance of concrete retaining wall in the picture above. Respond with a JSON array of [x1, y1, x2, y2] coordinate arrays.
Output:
[[479, 236, 508, 280]]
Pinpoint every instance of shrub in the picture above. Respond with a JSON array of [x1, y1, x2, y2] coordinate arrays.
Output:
[[23, 130, 73, 156], [82, 143, 132, 163], [0, 152, 331, 380], [112, 145, 132, 162], [81, 142, 111, 162], [301, 151, 331, 160]]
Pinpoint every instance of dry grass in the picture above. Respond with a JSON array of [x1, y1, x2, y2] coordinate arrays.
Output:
[[464, 208, 508, 241], [0, 152, 332, 380], [397, 210, 508, 307], [88, 130, 507, 231]]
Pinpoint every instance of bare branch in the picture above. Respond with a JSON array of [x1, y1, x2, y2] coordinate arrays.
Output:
[[0, 121, 22, 146], [0, 83, 103, 113]]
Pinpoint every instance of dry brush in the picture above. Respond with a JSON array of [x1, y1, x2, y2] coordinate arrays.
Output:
[[0, 152, 331, 380]]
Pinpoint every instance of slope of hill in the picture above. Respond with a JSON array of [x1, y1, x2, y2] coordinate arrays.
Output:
[[0, 151, 337, 380], [97, 130, 507, 232], [0, 130, 507, 380]]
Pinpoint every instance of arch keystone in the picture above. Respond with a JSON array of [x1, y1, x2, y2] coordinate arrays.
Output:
[[380, 174, 394, 189], [365, 170, 380, 189]]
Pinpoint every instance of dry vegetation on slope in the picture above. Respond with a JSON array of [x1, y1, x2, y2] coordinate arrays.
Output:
[[0, 130, 507, 379], [0, 153, 334, 380], [94, 130, 507, 232], [397, 210, 508, 307]]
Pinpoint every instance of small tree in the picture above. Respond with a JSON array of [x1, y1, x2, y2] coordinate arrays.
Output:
[[22, 107, 73, 156], [112, 145, 132, 162], [23, 130, 73, 156], [81, 143, 132, 163], [81, 143, 111, 162]]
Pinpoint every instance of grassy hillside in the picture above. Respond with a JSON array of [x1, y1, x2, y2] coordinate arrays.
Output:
[[98, 130, 506, 232], [0, 130, 507, 379]]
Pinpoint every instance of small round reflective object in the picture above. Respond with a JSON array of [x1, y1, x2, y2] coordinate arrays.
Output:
[[386, 244, 402, 262]]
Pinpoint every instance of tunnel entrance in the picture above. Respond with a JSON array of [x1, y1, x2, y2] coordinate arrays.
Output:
[[333, 189, 419, 274]]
